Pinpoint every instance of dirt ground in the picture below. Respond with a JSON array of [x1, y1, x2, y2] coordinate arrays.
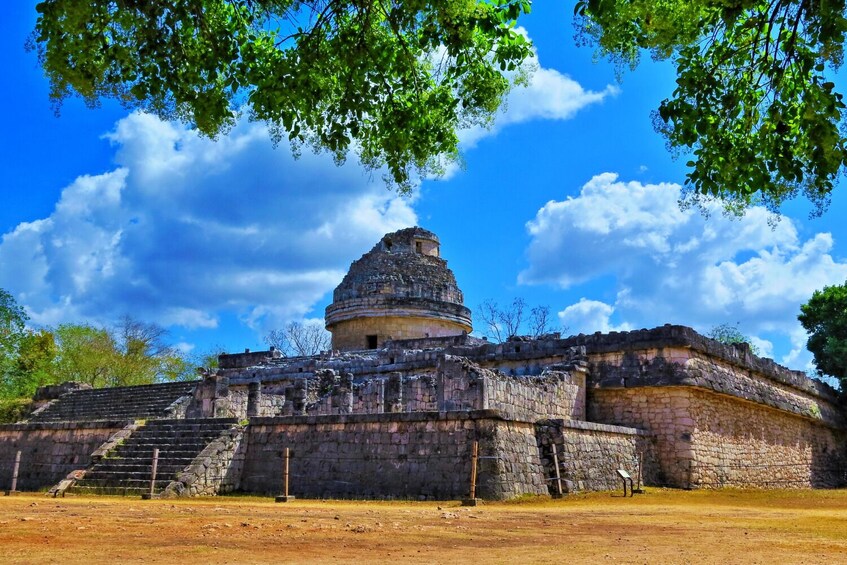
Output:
[[1, 488, 846, 564]]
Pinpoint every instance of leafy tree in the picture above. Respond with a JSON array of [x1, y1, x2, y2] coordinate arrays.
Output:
[[0, 289, 29, 379], [576, 0, 847, 215], [30, 1, 847, 212], [29, 0, 533, 192], [192, 344, 229, 370], [798, 281, 847, 387], [52, 318, 193, 388], [53, 324, 118, 388], [0, 397, 34, 424], [111, 315, 193, 385], [265, 321, 331, 357], [706, 322, 760, 356], [0, 329, 58, 421], [6, 329, 59, 397]]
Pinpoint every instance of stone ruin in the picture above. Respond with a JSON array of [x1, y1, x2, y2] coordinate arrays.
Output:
[[1, 227, 845, 499]]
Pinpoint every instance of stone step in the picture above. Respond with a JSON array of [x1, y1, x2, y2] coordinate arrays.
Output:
[[129, 427, 235, 437], [70, 417, 238, 495], [70, 481, 172, 496], [113, 443, 216, 452], [30, 381, 198, 423], [92, 461, 196, 473], [140, 418, 239, 426], [81, 468, 187, 481], [89, 458, 197, 470]]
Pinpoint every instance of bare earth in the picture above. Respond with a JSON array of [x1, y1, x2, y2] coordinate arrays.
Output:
[[2, 489, 846, 564]]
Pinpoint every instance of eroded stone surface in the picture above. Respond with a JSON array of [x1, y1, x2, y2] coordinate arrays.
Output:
[[325, 227, 472, 351]]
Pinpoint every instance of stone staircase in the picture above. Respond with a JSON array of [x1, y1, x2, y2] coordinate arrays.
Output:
[[70, 418, 239, 496], [29, 381, 197, 422]]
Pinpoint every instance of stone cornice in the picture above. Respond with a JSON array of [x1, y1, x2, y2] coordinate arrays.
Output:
[[325, 296, 472, 329]]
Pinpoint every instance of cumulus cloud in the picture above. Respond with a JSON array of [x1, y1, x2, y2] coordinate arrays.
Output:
[[459, 66, 617, 149], [558, 298, 632, 335], [520, 173, 847, 368], [446, 33, 617, 161], [0, 112, 416, 334], [0, 33, 611, 344]]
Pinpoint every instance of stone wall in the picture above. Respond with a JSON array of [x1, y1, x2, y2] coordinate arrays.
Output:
[[437, 355, 585, 421], [588, 387, 847, 488], [222, 353, 586, 423], [328, 313, 469, 352], [239, 410, 546, 500], [482, 418, 548, 499], [0, 421, 126, 491], [536, 419, 657, 493], [589, 347, 844, 428]]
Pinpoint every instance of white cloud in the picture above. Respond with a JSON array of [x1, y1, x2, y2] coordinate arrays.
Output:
[[174, 342, 195, 354], [521, 173, 847, 369], [451, 42, 617, 165], [0, 112, 417, 334], [558, 298, 632, 335], [748, 335, 774, 360]]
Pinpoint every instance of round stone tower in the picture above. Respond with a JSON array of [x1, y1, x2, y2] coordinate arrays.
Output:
[[325, 227, 472, 351]]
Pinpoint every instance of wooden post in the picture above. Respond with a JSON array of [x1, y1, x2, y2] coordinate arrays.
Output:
[[687, 459, 693, 490], [470, 440, 478, 498], [275, 447, 295, 502], [142, 448, 159, 499], [551, 445, 563, 498], [284, 447, 290, 497], [635, 451, 644, 493], [5, 450, 21, 495], [462, 440, 479, 506]]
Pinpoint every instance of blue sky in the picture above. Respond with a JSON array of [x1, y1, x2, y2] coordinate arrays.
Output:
[[3, 2, 847, 374]]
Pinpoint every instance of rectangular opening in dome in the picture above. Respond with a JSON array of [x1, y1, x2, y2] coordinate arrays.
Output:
[[366, 335, 378, 349]]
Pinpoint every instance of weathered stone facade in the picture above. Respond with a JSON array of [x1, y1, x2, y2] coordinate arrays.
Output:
[[3, 326, 845, 499], [325, 227, 472, 351], [240, 411, 546, 500], [0, 421, 127, 491], [1, 229, 845, 500], [589, 386, 846, 488], [536, 419, 657, 492], [163, 423, 246, 497]]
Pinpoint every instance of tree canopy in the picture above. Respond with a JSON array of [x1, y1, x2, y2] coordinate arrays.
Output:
[[0, 287, 200, 421], [798, 281, 847, 387], [576, 0, 847, 215], [30, 0, 532, 192], [0, 289, 29, 373], [30, 1, 847, 212]]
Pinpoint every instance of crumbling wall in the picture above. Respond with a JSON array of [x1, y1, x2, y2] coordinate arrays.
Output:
[[240, 411, 546, 500], [238, 354, 586, 423], [536, 419, 657, 493], [590, 348, 844, 427], [589, 387, 847, 488], [186, 375, 232, 418], [0, 421, 127, 491], [437, 355, 584, 421], [162, 424, 247, 497]]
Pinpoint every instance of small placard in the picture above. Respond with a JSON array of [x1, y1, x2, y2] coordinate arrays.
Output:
[[617, 469, 631, 480]]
